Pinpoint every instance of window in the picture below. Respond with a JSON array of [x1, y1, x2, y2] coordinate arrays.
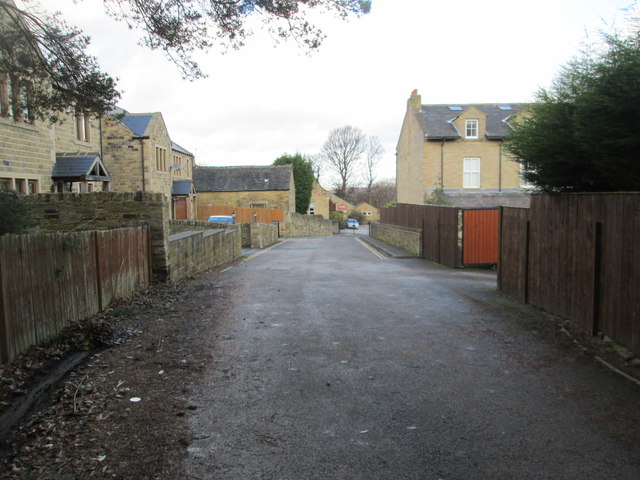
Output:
[[28, 180, 39, 194], [0, 178, 12, 191], [76, 113, 90, 142], [520, 164, 535, 189], [155, 147, 167, 171], [0, 74, 11, 118], [250, 203, 267, 209], [15, 179, 26, 194], [465, 119, 479, 139], [19, 84, 30, 122], [463, 158, 480, 188], [0, 75, 31, 123], [173, 155, 181, 176]]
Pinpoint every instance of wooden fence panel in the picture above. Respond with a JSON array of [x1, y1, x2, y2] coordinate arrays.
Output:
[[96, 228, 150, 309], [422, 206, 460, 268], [498, 207, 530, 302], [0, 228, 150, 364], [462, 209, 499, 266], [499, 194, 640, 357], [197, 205, 284, 224]]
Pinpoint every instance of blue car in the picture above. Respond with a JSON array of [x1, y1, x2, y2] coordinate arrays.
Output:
[[207, 215, 234, 224], [346, 219, 359, 229]]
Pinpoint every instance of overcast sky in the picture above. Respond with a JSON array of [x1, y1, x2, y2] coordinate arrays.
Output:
[[26, 0, 634, 184]]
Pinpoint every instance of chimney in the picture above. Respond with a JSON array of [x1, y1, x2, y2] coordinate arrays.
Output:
[[408, 89, 421, 111]]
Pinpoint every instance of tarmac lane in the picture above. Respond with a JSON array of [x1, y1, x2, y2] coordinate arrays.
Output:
[[184, 235, 640, 479]]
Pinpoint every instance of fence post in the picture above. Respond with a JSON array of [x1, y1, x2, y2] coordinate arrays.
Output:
[[592, 221, 603, 335], [524, 220, 531, 304], [0, 247, 10, 364], [93, 231, 104, 310]]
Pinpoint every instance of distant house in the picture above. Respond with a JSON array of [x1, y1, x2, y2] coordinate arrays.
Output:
[[353, 202, 380, 224], [193, 165, 296, 213], [396, 90, 530, 208], [306, 179, 354, 218], [102, 111, 196, 219]]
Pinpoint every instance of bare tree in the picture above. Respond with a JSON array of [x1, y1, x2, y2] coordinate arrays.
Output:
[[364, 135, 384, 203], [307, 153, 323, 181], [320, 125, 366, 199]]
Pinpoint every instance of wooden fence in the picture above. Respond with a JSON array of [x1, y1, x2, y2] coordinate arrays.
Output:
[[498, 194, 640, 356], [0, 227, 151, 364], [380, 203, 499, 267], [197, 205, 284, 224]]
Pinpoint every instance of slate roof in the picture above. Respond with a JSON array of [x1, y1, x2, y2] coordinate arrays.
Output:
[[172, 142, 193, 156], [119, 114, 153, 137], [52, 153, 111, 181], [172, 181, 193, 196], [193, 165, 293, 192], [416, 104, 525, 140]]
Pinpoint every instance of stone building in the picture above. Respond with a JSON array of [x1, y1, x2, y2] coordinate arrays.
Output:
[[353, 202, 380, 224], [0, 92, 111, 194], [102, 111, 197, 219], [306, 179, 354, 219], [396, 90, 531, 208], [193, 165, 295, 213]]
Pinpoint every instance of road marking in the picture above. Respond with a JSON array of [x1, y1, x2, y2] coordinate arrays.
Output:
[[356, 238, 386, 260], [222, 239, 289, 272]]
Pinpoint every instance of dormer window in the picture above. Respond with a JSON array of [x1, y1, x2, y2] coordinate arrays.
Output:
[[465, 119, 479, 139]]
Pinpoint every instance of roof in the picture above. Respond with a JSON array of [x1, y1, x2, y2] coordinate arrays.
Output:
[[52, 153, 111, 181], [119, 114, 153, 137], [193, 165, 293, 192], [416, 104, 525, 140], [172, 142, 193, 156], [172, 181, 193, 196]]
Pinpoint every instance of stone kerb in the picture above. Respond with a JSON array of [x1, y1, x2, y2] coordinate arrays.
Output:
[[370, 222, 422, 257]]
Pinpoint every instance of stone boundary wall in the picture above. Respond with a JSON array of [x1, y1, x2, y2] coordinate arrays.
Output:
[[249, 222, 278, 248], [280, 212, 336, 238], [168, 228, 241, 282], [168, 219, 240, 235], [370, 222, 422, 257], [26, 192, 170, 281]]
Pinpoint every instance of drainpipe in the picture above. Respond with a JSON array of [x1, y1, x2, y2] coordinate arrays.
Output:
[[440, 140, 445, 189], [498, 141, 502, 193], [134, 136, 149, 192], [99, 116, 103, 159]]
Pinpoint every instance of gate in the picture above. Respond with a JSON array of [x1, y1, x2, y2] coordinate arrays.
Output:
[[174, 197, 188, 220], [462, 209, 499, 266]]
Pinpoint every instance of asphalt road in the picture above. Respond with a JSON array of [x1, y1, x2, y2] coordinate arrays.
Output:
[[185, 234, 640, 479]]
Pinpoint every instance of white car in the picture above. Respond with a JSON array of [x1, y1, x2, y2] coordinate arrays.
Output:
[[346, 219, 359, 229]]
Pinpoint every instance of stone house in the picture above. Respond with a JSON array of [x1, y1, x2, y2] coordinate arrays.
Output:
[[396, 90, 530, 207], [353, 202, 380, 224], [102, 111, 197, 219], [0, 89, 111, 194], [306, 179, 355, 219], [193, 165, 296, 213]]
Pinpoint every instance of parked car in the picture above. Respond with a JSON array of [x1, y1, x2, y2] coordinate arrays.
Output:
[[207, 215, 234, 224], [346, 218, 359, 229]]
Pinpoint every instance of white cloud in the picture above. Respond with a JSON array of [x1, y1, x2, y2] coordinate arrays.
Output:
[[25, 0, 632, 180]]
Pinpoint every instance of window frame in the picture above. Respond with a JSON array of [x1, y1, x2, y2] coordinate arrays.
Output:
[[155, 146, 167, 172], [465, 119, 479, 139], [75, 112, 91, 143], [463, 157, 481, 189]]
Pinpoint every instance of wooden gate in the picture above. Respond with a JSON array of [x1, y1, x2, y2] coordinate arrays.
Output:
[[174, 197, 188, 220], [462, 209, 499, 266]]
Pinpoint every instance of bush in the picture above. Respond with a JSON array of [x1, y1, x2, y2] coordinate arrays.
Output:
[[0, 192, 34, 235]]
